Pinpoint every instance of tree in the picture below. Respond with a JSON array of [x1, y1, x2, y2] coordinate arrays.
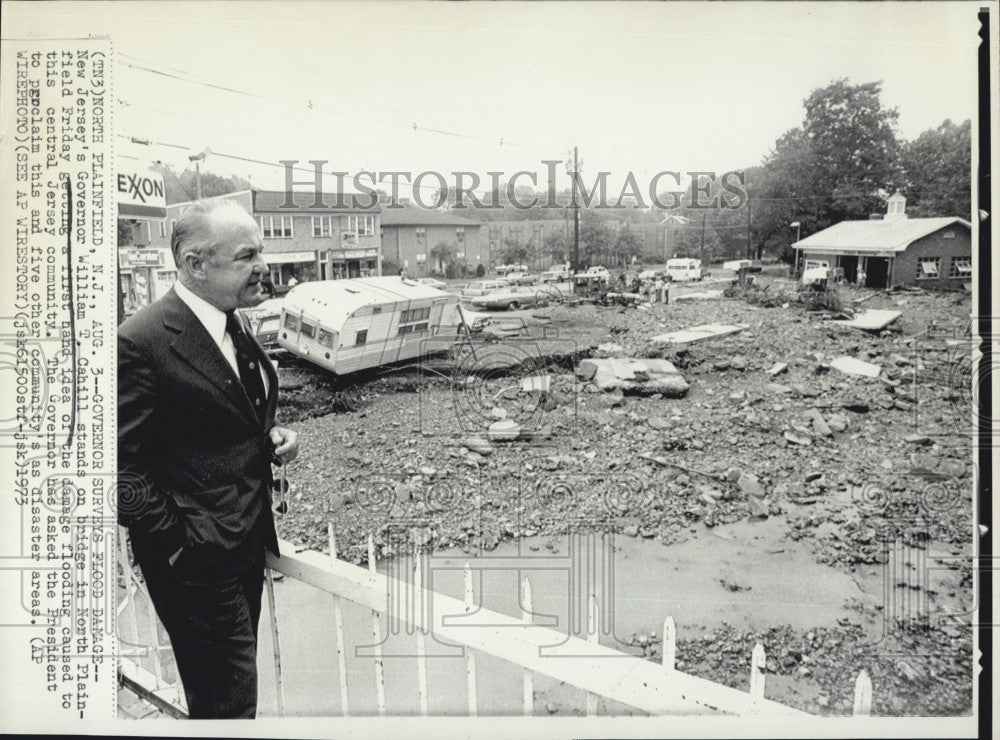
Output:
[[542, 231, 569, 264], [579, 212, 614, 267], [900, 119, 971, 218], [161, 165, 253, 204], [430, 241, 453, 275], [751, 79, 903, 258], [499, 236, 531, 266], [612, 224, 642, 267]]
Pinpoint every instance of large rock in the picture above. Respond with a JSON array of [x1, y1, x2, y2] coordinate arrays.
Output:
[[576, 358, 689, 397], [830, 356, 882, 378], [652, 323, 747, 345], [487, 419, 521, 441]]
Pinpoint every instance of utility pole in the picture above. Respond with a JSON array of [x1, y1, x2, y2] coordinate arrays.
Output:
[[572, 146, 580, 274], [700, 212, 707, 264], [746, 186, 753, 260]]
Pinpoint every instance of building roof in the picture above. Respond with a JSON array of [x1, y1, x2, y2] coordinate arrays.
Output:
[[253, 190, 381, 213], [281, 276, 453, 331], [379, 203, 482, 227], [793, 217, 971, 253]]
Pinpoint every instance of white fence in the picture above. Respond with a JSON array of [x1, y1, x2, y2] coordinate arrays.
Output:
[[118, 528, 874, 718]]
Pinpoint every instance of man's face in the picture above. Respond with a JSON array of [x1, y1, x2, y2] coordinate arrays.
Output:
[[200, 208, 269, 311]]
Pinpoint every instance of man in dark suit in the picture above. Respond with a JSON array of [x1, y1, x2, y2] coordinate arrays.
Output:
[[118, 199, 298, 718]]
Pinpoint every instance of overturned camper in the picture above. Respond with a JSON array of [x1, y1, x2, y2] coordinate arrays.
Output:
[[118, 199, 299, 718]]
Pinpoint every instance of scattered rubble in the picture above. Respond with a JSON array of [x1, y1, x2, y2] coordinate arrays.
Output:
[[274, 280, 973, 716]]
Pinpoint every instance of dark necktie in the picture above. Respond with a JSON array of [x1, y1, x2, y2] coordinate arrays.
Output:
[[225, 310, 266, 424]]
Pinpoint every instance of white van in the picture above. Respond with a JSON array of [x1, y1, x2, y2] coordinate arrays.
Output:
[[666, 258, 706, 282]]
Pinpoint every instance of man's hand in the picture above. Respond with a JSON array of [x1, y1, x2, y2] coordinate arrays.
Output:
[[269, 426, 299, 464]]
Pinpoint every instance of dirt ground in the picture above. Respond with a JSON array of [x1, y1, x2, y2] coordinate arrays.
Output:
[[271, 276, 975, 716]]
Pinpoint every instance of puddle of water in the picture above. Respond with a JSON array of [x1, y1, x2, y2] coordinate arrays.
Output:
[[256, 522, 885, 717]]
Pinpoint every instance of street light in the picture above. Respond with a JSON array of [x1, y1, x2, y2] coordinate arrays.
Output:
[[188, 147, 211, 200]]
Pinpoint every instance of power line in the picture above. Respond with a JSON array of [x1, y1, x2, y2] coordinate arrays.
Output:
[[114, 53, 538, 150]]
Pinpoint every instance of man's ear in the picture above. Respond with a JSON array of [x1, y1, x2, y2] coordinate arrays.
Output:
[[183, 251, 208, 280]]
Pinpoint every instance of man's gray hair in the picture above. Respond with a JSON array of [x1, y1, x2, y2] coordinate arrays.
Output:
[[170, 199, 253, 269]]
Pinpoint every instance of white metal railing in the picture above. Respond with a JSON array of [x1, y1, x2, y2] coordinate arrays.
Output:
[[118, 528, 875, 718]]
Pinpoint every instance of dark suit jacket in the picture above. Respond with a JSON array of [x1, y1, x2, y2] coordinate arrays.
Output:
[[118, 287, 280, 568]]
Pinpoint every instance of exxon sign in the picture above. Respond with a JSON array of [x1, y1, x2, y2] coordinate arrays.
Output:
[[117, 167, 166, 219]]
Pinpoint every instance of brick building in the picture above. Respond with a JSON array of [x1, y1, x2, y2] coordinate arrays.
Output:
[[792, 194, 971, 289], [379, 204, 484, 276], [141, 189, 383, 291]]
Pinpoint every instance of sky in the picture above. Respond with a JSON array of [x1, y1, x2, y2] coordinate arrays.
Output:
[[3, 1, 983, 197]]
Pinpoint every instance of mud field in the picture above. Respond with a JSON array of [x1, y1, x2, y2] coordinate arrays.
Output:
[[270, 280, 975, 716]]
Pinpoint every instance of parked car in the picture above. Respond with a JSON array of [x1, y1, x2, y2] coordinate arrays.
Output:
[[470, 285, 544, 310], [417, 277, 448, 289], [637, 268, 666, 280], [505, 270, 535, 285], [539, 268, 572, 283], [496, 263, 527, 276], [461, 279, 511, 298]]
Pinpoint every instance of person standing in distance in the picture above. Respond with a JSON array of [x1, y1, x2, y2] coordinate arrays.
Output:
[[118, 199, 298, 719]]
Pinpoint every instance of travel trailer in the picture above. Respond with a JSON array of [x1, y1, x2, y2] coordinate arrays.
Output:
[[666, 258, 706, 282], [276, 277, 463, 375]]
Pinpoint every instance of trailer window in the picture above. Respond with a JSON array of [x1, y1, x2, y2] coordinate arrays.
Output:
[[300, 321, 316, 338], [400, 307, 431, 323], [355, 330, 368, 345], [283, 314, 299, 330], [317, 329, 335, 347]]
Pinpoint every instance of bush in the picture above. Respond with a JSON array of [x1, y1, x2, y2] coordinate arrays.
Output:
[[475, 263, 486, 277], [381, 259, 400, 277]]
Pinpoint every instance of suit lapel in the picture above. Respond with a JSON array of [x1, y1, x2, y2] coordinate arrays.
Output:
[[162, 289, 260, 428]]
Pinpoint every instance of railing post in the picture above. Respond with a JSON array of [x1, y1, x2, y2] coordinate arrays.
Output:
[[412, 530, 429, 717], [586, 593, 599, 716], [118, 535, 142, 668], [367, 535, 387, 716], [265, 568, 286, 718], [328, 524, 350, 717], [749, 642, 766, 707], [463, 560, 478, 717], [853, 669, 872, 716], [521, 576, 534, 717], [662, 616, 676, 672]]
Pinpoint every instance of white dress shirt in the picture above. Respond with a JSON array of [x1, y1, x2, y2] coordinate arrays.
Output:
[[173, 280, 269, 395]]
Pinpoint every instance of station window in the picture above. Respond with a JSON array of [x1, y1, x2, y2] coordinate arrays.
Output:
[[917, 257, 940, 279], [948, 257, 972, 278]]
